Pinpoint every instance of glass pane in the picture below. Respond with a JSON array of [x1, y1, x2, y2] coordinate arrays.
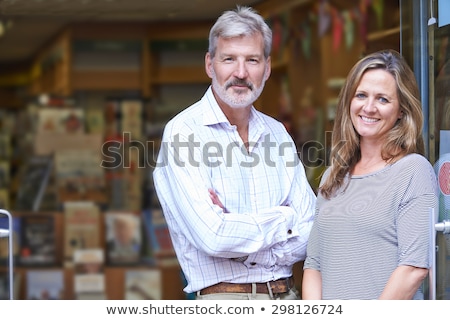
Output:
[[433, 20, 450, 300], [400, 0, 450, 300]]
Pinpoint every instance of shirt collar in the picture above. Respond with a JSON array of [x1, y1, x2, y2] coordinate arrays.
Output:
[[202, 86, 229, 126]]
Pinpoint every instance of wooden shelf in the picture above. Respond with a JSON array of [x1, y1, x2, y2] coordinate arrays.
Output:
[[367, 26, 401, 42], [1, 264, 185, 300], [71, 70, 143, 91], [1, 210, 186, 300], [151, 66, 209, 84]]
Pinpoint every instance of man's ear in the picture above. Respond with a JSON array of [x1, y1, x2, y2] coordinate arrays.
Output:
[[205, 52, 213, 79], [264, 56, 271, 81]]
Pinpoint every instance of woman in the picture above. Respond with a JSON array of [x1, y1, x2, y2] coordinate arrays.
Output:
[[302, 50, 438, 300]]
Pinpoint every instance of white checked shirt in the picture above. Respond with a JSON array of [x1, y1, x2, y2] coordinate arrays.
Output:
[[153, 86, 316, 293]]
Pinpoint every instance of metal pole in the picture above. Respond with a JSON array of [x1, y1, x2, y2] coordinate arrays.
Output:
[[429, 207, 436, 300], [408, 0, 430, 158], [0, 209, 13, 300], [427, 0, 436, 165]]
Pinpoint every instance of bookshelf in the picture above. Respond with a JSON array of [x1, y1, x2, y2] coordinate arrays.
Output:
[[0, 18, 211, 301], [3, 264, 184, 300], [0, 209, 184, 300]]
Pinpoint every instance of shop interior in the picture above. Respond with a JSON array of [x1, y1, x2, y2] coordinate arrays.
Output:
[[0, 0, 403, 299]]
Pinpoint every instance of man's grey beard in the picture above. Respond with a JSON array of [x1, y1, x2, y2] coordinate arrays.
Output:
[[211, 71, 266, 109]]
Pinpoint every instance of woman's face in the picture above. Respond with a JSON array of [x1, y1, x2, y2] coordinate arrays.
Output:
[[350, 69, 403, 144]]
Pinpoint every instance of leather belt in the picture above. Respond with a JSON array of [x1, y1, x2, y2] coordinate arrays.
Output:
[[199, 277, 294, 295]]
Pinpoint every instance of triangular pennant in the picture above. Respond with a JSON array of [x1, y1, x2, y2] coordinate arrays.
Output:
[[318, 0, 331, 37], [342, 10, 354, 50], [331, 8, 343, 52]]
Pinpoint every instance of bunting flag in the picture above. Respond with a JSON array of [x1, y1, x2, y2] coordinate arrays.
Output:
[[342, 10, 354, 50], [271, 15, 284, 59], [371, 0, 384, 29], [285, 0, 375, 56], [331, 7, 343, 52], [358, 0, 369, 49], [301, 21, 312, 59], [270, 13, 290, 61], [318, 0, 331, 37]]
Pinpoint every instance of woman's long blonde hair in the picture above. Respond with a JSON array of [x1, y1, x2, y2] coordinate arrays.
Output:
[[320, 50, 425, 199]]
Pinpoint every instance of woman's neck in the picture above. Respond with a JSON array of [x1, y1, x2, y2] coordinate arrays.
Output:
[[353, 141, 386, 175]]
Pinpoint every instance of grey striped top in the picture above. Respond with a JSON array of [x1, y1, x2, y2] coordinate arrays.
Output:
[[304, 153, 439, 299]]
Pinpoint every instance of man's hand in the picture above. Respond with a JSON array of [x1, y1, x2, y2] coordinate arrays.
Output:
[[209, 188, 228, 213]]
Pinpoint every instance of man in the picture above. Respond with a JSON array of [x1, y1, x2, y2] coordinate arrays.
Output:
[[153, 6, 316, 300]]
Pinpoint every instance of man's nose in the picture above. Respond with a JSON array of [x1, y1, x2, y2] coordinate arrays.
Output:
[[233, 60, 248, 79]]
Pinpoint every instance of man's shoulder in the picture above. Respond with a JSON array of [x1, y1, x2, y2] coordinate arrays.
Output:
[[253, 108, 286, 128], [164, 100, 203, 131]]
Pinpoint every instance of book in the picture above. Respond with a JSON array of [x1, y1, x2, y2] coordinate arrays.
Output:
[[54, 148, 106, 202], [38, 179, 59, 212], [0, 189, 9, 210], [34, 133, 103, 156], [124, 269, 162, 300], [0, 161, 9, 189], [103, 138, 145, 211], [63, 201, 101, 262], [73, 248, 106, 299], [142, 208, 176, 262], [85, 107, 105, 135], [19, 215, 56, 266], [37, 107, 84, 135], [104, 99, 121, 139], [0, 216, 20, 263], [121, 99, 143, 139], [14, 155, 53, 212], [0, 159, 10, 209], [26, 269, 64, 299], [0, 134, 11, 159], [105, 167, 126, 210], [105, 212, 142, 265], [122, 145, 143, 211], [0, 271, 21, 300]]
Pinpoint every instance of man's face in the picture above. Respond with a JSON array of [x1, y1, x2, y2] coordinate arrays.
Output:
[[205, 33, 271, 109]]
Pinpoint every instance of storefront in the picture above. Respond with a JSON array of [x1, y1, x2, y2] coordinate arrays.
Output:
[[401, 0, 450, 300]]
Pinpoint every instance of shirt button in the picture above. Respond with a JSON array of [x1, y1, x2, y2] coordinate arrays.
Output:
[[287, 229, 292, 234]]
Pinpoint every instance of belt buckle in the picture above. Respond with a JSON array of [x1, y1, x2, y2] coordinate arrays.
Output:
[[284, 277, 292, 290], [268, 277, 290, 299]]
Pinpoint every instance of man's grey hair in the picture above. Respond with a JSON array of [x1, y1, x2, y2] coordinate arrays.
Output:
[[208, 6, 272, 59]]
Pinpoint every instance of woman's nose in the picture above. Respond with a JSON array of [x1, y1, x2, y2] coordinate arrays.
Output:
[[362, 98, 376, 112]]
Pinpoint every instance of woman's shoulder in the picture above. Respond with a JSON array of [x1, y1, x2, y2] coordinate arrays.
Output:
[[393, 153, 437, 187], [318, 166, 332, 185], [396, 153, 432, 169]]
